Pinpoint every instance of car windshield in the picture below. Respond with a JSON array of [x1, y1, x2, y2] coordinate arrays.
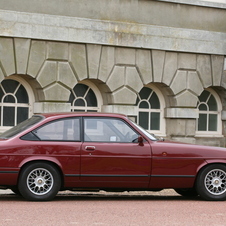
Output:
[[0, 115, 44, 139], [129, 119, 157, 141]]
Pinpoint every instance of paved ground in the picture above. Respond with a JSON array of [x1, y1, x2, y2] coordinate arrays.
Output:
[[1, 189, 226, 226]]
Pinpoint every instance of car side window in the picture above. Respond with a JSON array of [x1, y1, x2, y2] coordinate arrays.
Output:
[[33, 118, 80, 141], [84, 117, 138, 143]]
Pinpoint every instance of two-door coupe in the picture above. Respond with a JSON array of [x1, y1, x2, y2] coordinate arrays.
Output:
[[0, 112, 226, 201]]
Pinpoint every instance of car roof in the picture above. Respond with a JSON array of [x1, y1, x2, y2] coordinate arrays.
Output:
[[36, 112, 127, 119]]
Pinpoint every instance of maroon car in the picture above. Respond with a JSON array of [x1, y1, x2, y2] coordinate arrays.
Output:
[[0, 112, 226, 201]]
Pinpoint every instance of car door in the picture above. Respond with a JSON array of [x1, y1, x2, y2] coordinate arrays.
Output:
[[80, 117, 152, 188]]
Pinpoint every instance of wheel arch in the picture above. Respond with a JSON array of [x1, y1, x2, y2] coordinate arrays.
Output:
[[195, 161, 226, 185], [18, 158, 64, 189]]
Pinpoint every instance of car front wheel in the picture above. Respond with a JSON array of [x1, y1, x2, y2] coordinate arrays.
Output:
[[18, 162, 61, 201], [196, 164, 226, 201]]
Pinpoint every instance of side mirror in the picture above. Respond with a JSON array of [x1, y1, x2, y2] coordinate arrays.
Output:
[[138, 136, 144, 146]]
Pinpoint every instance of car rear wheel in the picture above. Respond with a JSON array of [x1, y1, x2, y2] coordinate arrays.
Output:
[[196, 164, 226, 201], [18, 162, 61, 201], [174, 188, 198, 197]]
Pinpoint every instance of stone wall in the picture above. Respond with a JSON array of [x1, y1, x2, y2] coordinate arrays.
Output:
[[0, 1, 226, 55], [0, 0, 226, 146], [0, 37, 225, 145]]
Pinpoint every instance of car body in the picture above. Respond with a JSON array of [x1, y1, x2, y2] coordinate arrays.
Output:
[[0, 112, 226, 201]]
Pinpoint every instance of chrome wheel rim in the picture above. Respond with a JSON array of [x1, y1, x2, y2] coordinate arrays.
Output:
[[205, 169, 226, 196], [27, 168, 54, 196]]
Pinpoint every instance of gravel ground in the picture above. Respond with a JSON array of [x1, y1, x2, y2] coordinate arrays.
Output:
[[57, 189, 179, 197], [0, 188, 179, 196]]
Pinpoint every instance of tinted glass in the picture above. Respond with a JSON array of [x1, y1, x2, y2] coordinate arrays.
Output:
[[16, 85, 29, 103], [3, 95, 15, 103], [199, 104, 207, 111], [139, 101, 149, 109], [1, 80, 19, 93], [69, 83, 98, 112], [86, 89, 97, 107], [17, 107, 29, 124], [209, 114, 217, 131], [34, 118, 80, 141], [150, 112, 160, 130], [68, 93, 74, 103], [198, 114, 207, 131], [3, 107, 15, 126], [84, 118, 138, 143], [139, 87, 151, 99], [199, 90, 209, 102], [139, 112, 149, 130], [0, 87, 4, 101], [74, 84, 88, 97], [149, 92, 160, 109], [74, 99, 85, 106], [208, 95, 217, 111]]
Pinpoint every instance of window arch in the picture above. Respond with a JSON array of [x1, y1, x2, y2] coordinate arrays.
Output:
[[69, 82, 102, 112], [0, 77, 34, 131], [136, 86, 165, 135], [196, 89, 222, 136]]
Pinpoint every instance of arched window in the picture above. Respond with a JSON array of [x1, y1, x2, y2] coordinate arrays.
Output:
[[0, 78, 33, 131], [136, 87, 164, 134], [69, 82, 101, 112], [196, 89, 222, 135]]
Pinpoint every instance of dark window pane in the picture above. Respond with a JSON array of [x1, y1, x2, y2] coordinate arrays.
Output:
[[198, 114, 207, 131], [139, 101, 149, 109], [73, 109, 84, 112], [198, 90, 210, 103], [15, 85, 29, 103], [0, 87, 4, 101], [3, 107, 15, 126], [149, 92, 160, 109], [139, 112, 149, 130], [68, 93, 74, 103], [2, 80, 19, 93], [135, 97, 139, 105], [209, 114, 217, 131], [139, 87, 152, 99], [199, 104, 207, 111], [21, 132, 40, 141], [74, 84, 88, 97], [208, 95, 217, 111], [74, 99, 85, 107], [3, 95, 15, 103], [86, 89, 97, 107], [17, 107, 29, 124], [150, 112, 160, 130]]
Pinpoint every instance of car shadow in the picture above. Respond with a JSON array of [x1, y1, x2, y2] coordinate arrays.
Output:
[[0, 190, 202, 202], [54, 192, 202, 202]]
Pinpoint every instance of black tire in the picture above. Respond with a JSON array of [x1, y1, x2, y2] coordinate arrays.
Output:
[[174, 188, 198, 197], [196, 164, 226, 201], [18, 162, 61, 201]]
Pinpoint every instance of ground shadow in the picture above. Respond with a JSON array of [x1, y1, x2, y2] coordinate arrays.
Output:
[[0, 191, 202, 202]]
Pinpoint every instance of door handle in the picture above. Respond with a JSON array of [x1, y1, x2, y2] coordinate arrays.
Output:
[[85, 146, 96, 151]]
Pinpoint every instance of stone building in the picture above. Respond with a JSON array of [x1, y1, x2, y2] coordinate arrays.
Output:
[[0, 0, 226, 146]]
